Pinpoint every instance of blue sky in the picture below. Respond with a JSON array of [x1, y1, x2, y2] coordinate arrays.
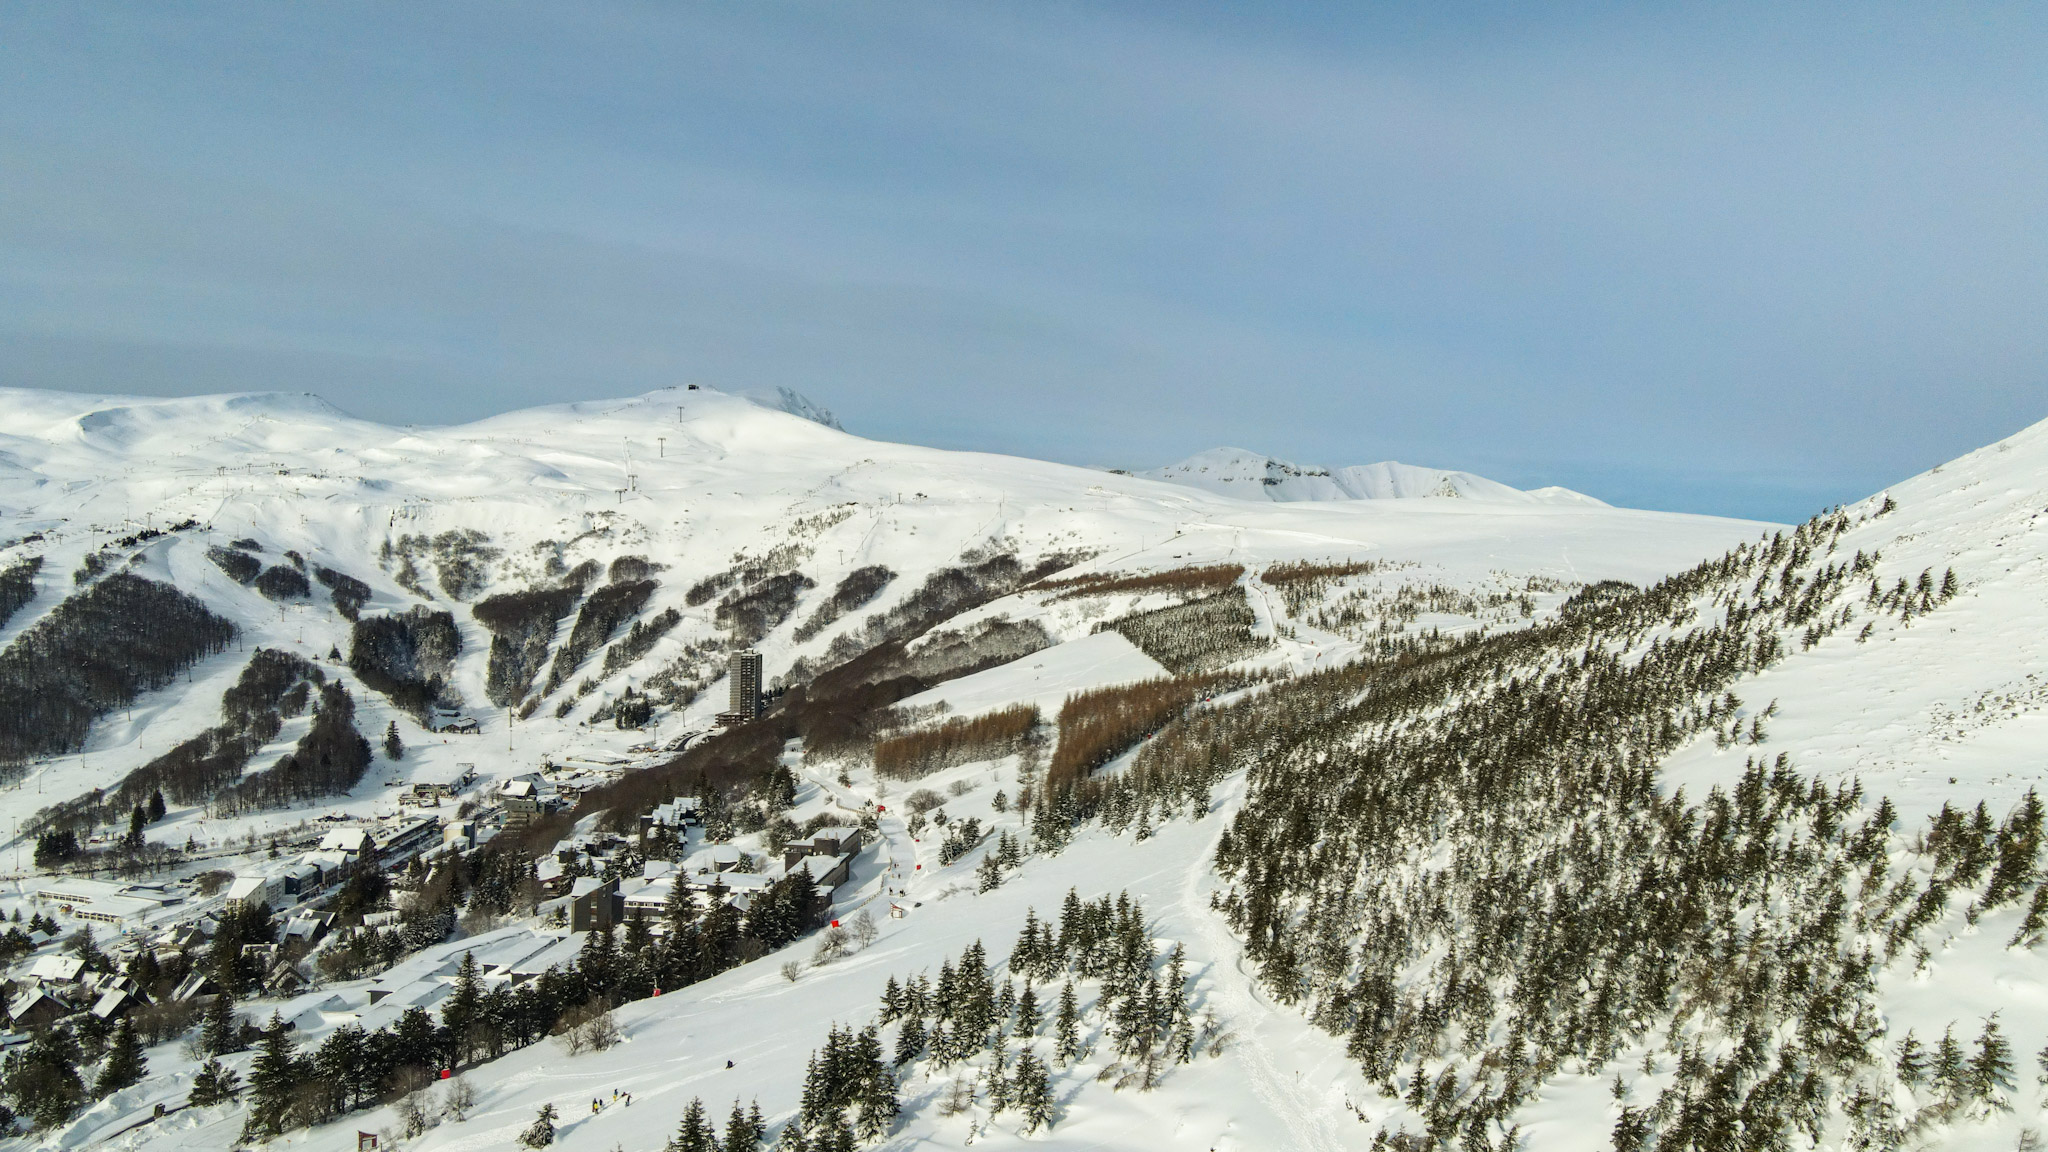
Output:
[[2, 3, 2043, 520]]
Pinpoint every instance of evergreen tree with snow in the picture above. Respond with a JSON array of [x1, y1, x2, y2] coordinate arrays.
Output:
[[94, 1017, 146, 1098], [723, 1097, 765, 1151], [1933, 1027, 1967, 1104], [1055, 980, 1081, 1063], [519, 1102, 558, 1148], [443, 950, 483, 1064], [668, 1096, 716, 1152], [1969, 1017, 2015, 1108], [384, 721, 404, 759], [1014, 1049, 1055, 1133], [984, 1042, 1013, 1113], [853, 1025, 899, 1140], [202, 988, 242, 1055], [894, 1015, 927, 1066], [187, 1059, 240, 1107], [240, 1012, 302, 1140], [2, 1028, 86, 1129], [1015, 983, 1042, 1036]]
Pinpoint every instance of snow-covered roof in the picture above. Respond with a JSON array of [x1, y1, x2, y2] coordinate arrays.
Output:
[[318, 828, 370, 852], [225, 876, 269, 902], [793, 855, 849, 882], [27, 955, 84, 981]]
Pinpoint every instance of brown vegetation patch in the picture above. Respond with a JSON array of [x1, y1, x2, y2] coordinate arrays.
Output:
[[1029, 563, 1244, 602], [874, 704, 1039, 780]]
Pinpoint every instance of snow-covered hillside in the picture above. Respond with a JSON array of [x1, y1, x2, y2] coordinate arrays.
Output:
[[6, 383, 2047, 1152], [1137, 446, 1604, 505]]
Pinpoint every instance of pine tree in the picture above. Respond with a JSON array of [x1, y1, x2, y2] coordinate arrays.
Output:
[[188, 1059, 241, 1107], [94, 1017, 146, 1098], [1011, 909, 1044, 975], [1015, 1049, 1055, 1133], [1896, 1032, 1926, 1085], [147, 788, 167, 822], [669, 1096, 716, 1152], [384, 721, 405, 759], [1056, 980, 1081, 1062], [1015, 984, 1042, 1036], [443, 950, 483, 1065], [1970, 1017, 2015, 1108], [853, 1024, 898, 1140], [1933, 1027, 1967, 1103], [814, 1111, 856, 1152], [240, 1013, 301, 1140], [579, 923, 617, 995], [894, 1015, 927, 1066], [976, 852, 1002, 893], [724, 1097, 765, 1151], [5, 1029, 86, 1129], [519, 1102, 559, 1148], [1163, 944, 1189, 1026], [985, 1042, 1013, 1113], [202, 988, 242, 1055]]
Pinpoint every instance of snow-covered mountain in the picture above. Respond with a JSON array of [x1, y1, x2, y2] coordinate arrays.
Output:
[[1137, 446, 1604, 505], [3, 383, 2046, 1152]]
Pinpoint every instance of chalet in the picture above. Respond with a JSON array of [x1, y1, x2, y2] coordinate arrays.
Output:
[[266, 966, 310, 997], [171, 970, 218, 1003], [426, 706, 479, 734], [621, 878, 673, 920], [412, 763, 477, 799], [8, 990, 69, 1029], [499, 777, 561, 829], [692, 844, 747, 874], [678, 869, 775, 907], [535, 856, 569, 896], [26, 955, 85, 985], [283, 912, 334, 945], [90, 988, 138, 1020], [639, 795, 703, 837]]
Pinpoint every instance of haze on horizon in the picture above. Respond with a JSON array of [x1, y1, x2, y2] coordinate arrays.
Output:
[[2, 2, 2043, 522]]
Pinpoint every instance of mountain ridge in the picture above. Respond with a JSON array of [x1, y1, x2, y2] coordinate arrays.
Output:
[[1137, 445, 1605, 506]]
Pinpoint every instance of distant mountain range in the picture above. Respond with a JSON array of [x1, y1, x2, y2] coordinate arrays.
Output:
[[1135, 446, 1604, 505]]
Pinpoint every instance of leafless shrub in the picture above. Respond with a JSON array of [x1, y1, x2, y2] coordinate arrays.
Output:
[[442, 1075, 477, 1121], [554, 1001, 620, 1055]]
